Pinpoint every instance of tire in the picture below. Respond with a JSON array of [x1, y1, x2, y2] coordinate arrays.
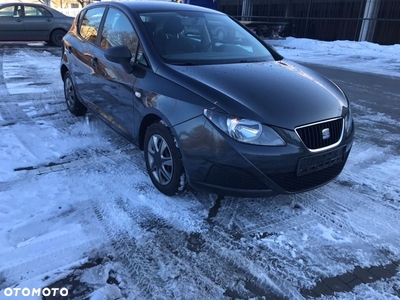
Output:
[[63, 71, 87, 116], [50, 29, 66, 47], [144, 123, 186, 196]]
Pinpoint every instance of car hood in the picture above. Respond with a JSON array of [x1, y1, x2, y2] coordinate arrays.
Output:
[[167, 60, 348, 130]]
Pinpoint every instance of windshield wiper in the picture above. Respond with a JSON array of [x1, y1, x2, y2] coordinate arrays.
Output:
[[238, 59, 265, 63], [169, 62, 197, 66]]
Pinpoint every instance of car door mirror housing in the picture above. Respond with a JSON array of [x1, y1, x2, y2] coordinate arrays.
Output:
[[104, 45, 133, 74]]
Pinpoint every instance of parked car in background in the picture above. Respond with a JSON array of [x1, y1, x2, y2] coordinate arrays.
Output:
[[60, 1, 354, 197], [0, 2, 74, 46]]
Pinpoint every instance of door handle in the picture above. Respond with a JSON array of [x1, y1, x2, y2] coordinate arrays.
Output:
[[91, 57, 98, 68], [16, 19, 22, 22], [46, 18, 52, 22]]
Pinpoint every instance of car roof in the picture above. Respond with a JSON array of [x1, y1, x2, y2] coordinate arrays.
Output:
[[85, 1, 224, 15], [1, 2, 50, 7]]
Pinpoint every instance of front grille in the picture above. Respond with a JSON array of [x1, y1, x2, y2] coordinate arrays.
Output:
[[205, 164, 267, 190], [296, 118, 343, 150], [268, 160, 346, 193]]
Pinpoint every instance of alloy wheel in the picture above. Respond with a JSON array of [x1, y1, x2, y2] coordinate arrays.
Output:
[[147, 134, 174, 185], [64, 77, 75, 109]]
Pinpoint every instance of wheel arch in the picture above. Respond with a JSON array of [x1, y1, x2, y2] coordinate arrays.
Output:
[[60, 64, 69, 82], [138, 113, 162, 151]]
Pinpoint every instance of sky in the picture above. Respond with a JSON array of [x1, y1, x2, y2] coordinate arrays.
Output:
[[0, 38, 399, 300]]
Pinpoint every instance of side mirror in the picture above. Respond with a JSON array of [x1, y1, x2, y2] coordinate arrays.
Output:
[[104, 45, 133, 74]]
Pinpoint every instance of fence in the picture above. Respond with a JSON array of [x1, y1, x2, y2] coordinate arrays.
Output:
[[219, 0, 400, 45]]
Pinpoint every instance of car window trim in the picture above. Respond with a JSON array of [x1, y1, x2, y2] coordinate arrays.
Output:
[[94, 5, 109, 46], [76, 9, 86, 37], [78, 5, 107, 46]]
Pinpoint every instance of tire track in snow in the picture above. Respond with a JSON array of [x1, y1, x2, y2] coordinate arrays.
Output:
[[85, 154, 305, 299], [338, 141, 400, 212], [193, 192, 318, 297], [181, 139, 400, 293], [101, 152, 371, 298], [114, 197, 228, 299], [2, 49, 56, 95], [0, 50, 63, 161], [0, 224, 102, 289], [86, 156, 225, 298], [116, 194, 306, 299], [0, 54, 33, 126], [304, 186, 400, 242], [0, 165, 108, 290], [91, 192, 223, 298], [93, 193, 298, 299]]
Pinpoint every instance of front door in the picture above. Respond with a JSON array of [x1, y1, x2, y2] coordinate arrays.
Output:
[[90, 8, 140, 137], [0, 5, 24, 40], [72, 6, 106, 105]]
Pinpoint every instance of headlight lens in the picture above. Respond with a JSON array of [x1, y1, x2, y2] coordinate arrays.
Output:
[[344, 104, 353, 136], [204, 109, 285, 146]]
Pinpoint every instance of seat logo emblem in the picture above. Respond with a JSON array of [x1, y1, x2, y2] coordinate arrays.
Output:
[[322, 128, 330, 140]]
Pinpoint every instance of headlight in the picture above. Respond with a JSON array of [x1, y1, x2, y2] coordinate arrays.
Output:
[[204, 109, 286, 146], [344, 104, 353, 136]]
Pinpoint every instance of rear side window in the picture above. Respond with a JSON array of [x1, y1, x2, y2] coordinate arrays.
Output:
[[79, 7, 105, 44], [24, 6, 52, 17]]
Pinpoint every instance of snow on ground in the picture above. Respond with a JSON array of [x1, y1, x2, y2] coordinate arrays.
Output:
[[0, 39, 399, 299], [268, 37, 400, 78]]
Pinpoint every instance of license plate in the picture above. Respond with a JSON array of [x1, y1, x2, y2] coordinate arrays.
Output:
[[297, 147, 345, 176]]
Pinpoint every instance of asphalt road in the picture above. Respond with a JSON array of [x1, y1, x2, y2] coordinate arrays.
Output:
[[1, 43, 399, 300], [303, 63, 400, 122]]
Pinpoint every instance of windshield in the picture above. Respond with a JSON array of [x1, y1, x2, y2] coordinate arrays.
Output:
[[139, 11, 275, 65]]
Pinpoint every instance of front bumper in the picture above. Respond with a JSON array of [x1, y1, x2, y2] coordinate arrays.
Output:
[[174, 115, 354, 198]]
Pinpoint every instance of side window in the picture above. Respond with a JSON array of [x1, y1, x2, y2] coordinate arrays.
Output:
[[100, 8, 139, 59], [79, 7, 105, 44], [24, 6, 52, 17], [0, 5, 19, 17]]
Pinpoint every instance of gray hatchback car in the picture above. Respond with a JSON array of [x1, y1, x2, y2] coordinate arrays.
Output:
[[0, 2, 74, 46], [60, 1, 354, 197]]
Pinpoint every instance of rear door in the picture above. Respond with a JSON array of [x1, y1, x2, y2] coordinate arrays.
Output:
[[0, 4, 24, 40], [70, 6, 106, 105], [21, 5, 54, 39]]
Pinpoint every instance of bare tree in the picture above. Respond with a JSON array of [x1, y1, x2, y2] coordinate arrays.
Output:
[[76, 0, 86, 8]]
